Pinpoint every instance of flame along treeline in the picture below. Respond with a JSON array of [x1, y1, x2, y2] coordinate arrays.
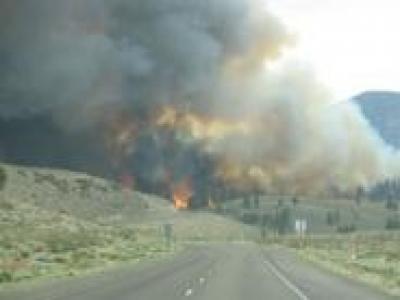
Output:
[[104, 92, 400, 210], [104, 105, 261, 209]]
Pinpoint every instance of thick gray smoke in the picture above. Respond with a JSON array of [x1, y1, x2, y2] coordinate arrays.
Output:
[[0, 0, 398, 194], [0, 0, 287, 122]]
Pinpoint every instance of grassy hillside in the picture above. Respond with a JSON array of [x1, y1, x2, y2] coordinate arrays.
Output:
[[0, 163, 176, 224], [0, 163, 173, 284], [1, 162, 397, 290], [0, 163, 256, 285]]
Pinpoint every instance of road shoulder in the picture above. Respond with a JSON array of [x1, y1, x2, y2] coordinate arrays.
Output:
[[262, 245, 396, 300]]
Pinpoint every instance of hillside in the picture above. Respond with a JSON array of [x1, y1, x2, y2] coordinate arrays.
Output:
[[354, 91, 400, 148], [0, 163, 175, 224], [0, 163, 254, 284]]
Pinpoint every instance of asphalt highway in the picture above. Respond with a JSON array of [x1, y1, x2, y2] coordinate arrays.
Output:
[[0, 243, 393, 300]]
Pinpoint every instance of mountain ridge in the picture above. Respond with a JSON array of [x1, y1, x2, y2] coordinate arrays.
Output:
[[354, 91, 400, 148]]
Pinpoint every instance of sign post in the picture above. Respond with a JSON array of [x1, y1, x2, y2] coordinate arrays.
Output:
[[163, 223, 173, 248], [295, 219, 307, 247]]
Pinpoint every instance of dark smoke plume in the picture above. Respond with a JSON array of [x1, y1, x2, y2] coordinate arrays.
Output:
[[1, 0, 399, 203]]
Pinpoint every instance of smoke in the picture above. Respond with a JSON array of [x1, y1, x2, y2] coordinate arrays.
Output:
[[0, 0, 288, 121], [0, 0, 399, 197], [210, 68, 400, 194]]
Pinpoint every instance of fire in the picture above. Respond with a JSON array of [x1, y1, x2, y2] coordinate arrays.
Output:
[[172, 178, 193, 210], [216, 159, 268, 191], [155, 106, 251, 141]]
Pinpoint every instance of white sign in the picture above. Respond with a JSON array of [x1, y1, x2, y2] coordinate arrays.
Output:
[[295, 219, 307, 236]]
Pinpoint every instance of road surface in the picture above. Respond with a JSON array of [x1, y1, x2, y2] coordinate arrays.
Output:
[[0, 243, 393, 300]]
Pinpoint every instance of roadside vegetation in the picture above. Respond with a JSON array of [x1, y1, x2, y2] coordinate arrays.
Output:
[[0, 164, 256, 286], [1, 162, 399, 295], [0, 197, 172, 284], [224, 194, 397, 234], [0, 164, 177, 285], [220, 194, 400, 296], [272, 233, 400, 297]]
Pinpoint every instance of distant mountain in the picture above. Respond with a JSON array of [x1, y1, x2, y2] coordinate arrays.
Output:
[[354, 91, 400, 148]]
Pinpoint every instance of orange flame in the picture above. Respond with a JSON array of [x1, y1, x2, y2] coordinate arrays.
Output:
[[172, 178, 193, 210], [155, 106, 251, 140]]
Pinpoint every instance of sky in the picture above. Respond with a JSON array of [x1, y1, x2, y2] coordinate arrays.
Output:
[[267, 0, 400, 101]]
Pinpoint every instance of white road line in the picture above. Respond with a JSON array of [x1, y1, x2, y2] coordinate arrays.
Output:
[[263, 260, 309, 300], [184, 288, 193, 297], [183, 276, 206, 297]]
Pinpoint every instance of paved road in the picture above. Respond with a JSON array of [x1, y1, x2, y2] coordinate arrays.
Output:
[[0, 243, 393, 300]]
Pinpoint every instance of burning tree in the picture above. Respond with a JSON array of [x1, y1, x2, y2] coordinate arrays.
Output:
[[171, 178, 193, 210]]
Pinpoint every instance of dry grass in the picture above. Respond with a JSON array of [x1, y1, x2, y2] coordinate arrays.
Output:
[[274, 232, 400, 296], [0, 163, 253, 285]]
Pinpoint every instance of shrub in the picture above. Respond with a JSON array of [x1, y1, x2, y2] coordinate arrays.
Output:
[[326, 209, 341, 226], [241, 212, 259, 225], [242, 195, 251, 209], [261, 214, 270, 227], [385, 216, 400, 230], [0, 167, 7, 190], [45, 230, 99, 253], [0, 200, 14, 210], [119, 228, 137, 241], [76, 178, 93, 194], [337, 224, 356, 233], [326, 211, 334, 226], [276, 207, 291, 235], [386, 201, 399, 211], [0, 271, 13, 283]]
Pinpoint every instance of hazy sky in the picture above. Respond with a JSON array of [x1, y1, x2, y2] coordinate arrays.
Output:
[[267, 0, 400, 100]]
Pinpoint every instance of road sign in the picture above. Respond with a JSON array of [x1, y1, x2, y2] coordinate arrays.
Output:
[[295, 219, 307, 236]]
